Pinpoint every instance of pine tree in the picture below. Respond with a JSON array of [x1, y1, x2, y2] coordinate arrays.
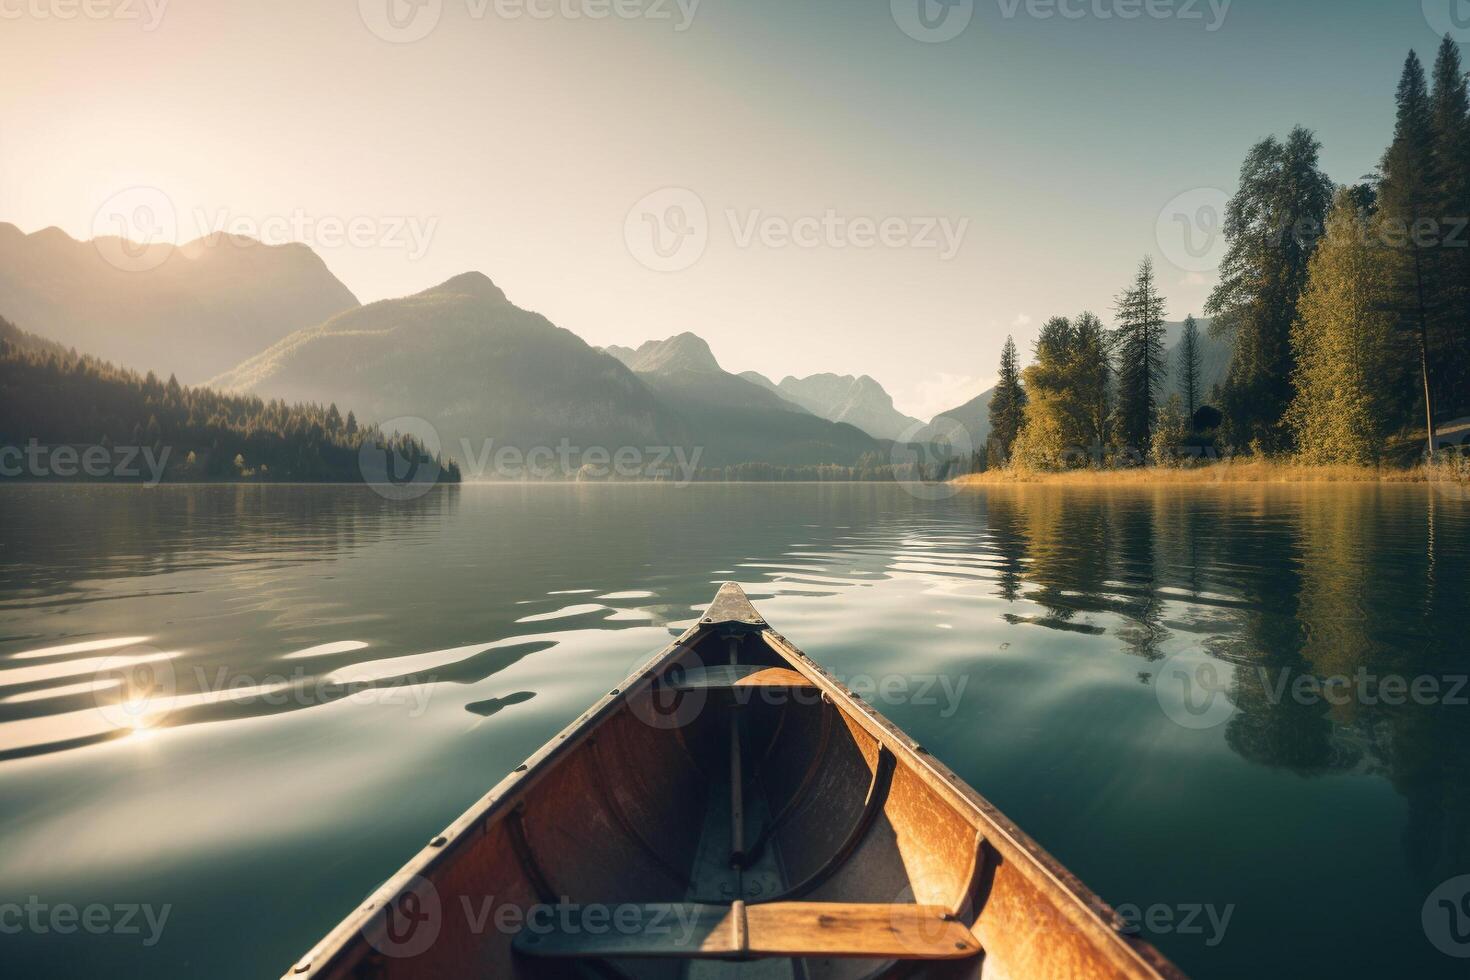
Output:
[[1379, 50, 1440, 453], [1286, 191, 1397, 464], [1206, 127, 1334, 450], [1113, 257, 1169, 452], [988, 335, 1027, 463], [1071, 311, 1112, 450], [1430, 37, 1470, 414], [1178, 314, 1203, 421]]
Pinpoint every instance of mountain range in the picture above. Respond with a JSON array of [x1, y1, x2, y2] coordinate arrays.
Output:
[[0, 223, 359, 383], [737, 372, 924, 442], [4, 226, 1237, 473], [603, 334, 882, 466]]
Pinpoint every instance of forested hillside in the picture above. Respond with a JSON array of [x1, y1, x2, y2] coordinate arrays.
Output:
[[0, 316, 458, 484]]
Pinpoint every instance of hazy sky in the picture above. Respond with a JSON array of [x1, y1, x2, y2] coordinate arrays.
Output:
[[2, 0, 1462, 418]]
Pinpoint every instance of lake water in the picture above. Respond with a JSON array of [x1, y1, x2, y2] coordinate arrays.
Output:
[[2, 483, 1468, 979]]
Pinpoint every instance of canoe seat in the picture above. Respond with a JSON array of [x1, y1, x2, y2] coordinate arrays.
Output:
[[659, 665, 817, 694], [512, 901, 979, 960]]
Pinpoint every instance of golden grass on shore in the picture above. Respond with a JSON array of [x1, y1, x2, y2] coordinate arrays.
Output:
[[954, 459, 1466, 487]]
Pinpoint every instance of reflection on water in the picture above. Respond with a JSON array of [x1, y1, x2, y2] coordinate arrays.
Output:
[[0, 483, 1467, 978]]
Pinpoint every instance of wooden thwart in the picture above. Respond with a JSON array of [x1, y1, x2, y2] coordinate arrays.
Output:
[[512, 901, 979, 961], [662, 665, 817, 693]]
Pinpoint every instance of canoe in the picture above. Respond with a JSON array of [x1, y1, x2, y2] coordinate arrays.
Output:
[[285, 583, 1186, 979]]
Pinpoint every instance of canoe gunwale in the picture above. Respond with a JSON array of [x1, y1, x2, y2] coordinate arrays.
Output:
[[759, 627, 1187, 980], [284, 621, 704, 979], [283, 583, 1188, 980]]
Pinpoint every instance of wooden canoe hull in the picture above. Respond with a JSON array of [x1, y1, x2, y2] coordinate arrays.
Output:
[[284, 584, 1186, 980]]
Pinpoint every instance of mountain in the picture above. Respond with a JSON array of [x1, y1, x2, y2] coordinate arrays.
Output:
[[212, 273, 678, 463], [918, 319, 1232, 451], [739, 372, 923, 441], [0, 223, 359, 383], [919, 388, 995, 451], [607, 333, 724, 375], [607, 334, 883, 467]]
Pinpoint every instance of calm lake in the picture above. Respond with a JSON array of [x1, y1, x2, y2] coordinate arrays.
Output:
[[1, 483, 1468, 978]]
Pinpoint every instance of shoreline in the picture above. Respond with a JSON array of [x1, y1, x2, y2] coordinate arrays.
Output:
[[953, 460, 1466, 487]]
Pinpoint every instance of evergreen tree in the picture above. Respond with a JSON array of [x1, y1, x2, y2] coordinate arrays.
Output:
[[1071, 311, 1112, 450], [1113, 257, 1169, 451], [987, 335, 1027, 463], [1378, 51, 1441, 452], [1286, 191, 1398, 464], [1430, 37, 1470, 413], [1178, 314, 1203, 420], [1205, 127, 1334, 450]]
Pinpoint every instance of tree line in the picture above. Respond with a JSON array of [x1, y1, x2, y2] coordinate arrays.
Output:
[[986, 39, 1470, 469], [0, 318, 460, 484]]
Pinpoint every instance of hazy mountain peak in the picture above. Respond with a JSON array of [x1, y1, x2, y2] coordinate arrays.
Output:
[[0, 224, 360, 382], [760, 372, 921, 441], [420, 271, 508, 304], [619, 332, 722, 374]]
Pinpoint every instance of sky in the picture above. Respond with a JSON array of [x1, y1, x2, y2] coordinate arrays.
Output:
[[2, 0, 1464, 419]]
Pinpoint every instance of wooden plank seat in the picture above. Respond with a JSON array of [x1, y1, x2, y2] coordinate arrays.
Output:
[[512, 901, 979, 960], [658, 665, 817, 693]]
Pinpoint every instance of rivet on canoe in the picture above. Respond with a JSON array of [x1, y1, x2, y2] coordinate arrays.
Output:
[[293, 963, 311, 974], [610, 689, 619, 696], [955, 941, 968, 950], [430, 836, 447, 847], [515, 764, 528, 773]]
